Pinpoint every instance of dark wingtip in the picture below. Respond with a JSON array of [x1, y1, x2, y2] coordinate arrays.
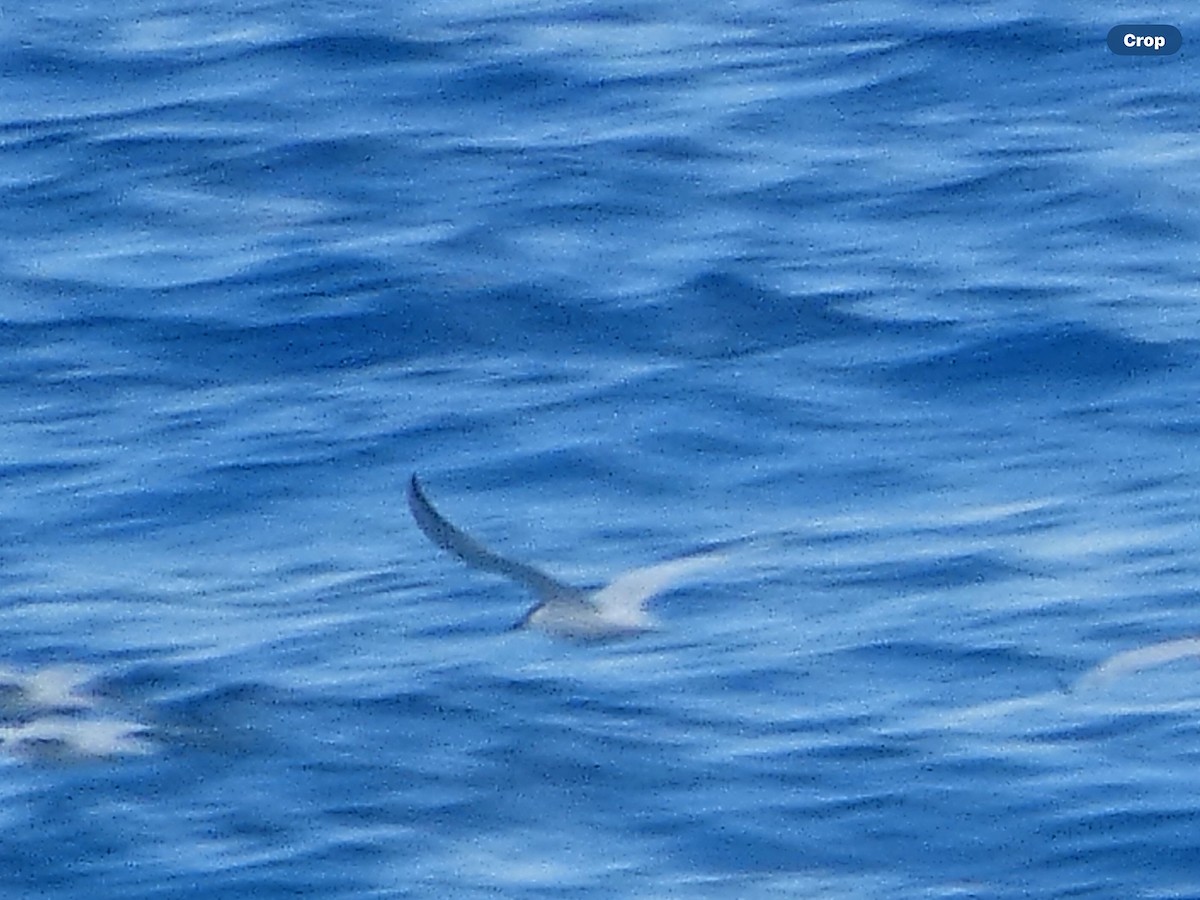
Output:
[[406, 473, 427, 519], [509, 605, 537, 632]]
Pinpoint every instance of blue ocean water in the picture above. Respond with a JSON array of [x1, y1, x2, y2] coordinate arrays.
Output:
[[2, 0, 1199, 896]]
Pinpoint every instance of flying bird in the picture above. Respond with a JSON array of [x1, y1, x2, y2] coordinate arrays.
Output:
[[406, 474, 725, 640]]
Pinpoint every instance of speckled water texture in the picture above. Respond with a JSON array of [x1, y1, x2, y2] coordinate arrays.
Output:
[[2, 1, 1198, 896]]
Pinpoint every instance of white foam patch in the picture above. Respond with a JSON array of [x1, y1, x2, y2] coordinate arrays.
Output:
[[0, 665, 95, 711], [0, 716, 155, 760], [0, 665, 155, 761]]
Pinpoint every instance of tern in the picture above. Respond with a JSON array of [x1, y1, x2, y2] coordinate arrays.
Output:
[[406, 474, 725, 640]]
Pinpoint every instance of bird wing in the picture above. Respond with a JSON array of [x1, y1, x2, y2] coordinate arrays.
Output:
[[1075, 637, 1200, 691], [589, 551, 726, 626], [407, 474, 579, 603]]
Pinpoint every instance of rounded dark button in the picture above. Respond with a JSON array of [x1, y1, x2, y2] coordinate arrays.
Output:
[[1107, 25, 1182, 55]]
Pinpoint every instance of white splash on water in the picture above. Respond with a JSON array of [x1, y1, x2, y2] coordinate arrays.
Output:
[[0, 665, 154, 761]]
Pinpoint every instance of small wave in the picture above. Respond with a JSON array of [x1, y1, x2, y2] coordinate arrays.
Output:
[[882, 322, 1178, 401]]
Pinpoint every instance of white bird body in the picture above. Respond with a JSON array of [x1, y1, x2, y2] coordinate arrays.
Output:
[[407, 475, 724, 639]]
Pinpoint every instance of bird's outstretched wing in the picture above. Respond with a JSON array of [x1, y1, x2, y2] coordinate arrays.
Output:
[[1075, 637, 1200, 692], [407, 474, 580, 603], [588, 551, 727, 627]]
